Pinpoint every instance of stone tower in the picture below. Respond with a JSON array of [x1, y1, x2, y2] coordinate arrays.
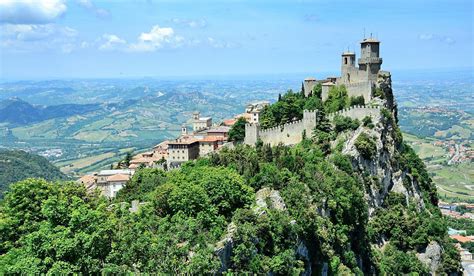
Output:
[[181, 124, 187, 136], [358, 38, 382, 81], [341, 51, 356, 83], [192, 111, 200, 121]]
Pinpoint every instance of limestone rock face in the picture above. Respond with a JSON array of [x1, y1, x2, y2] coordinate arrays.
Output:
[[342, 78, 425, 215], [254, 187, 286, 216], [416, 241, 442, 274], [215, 222, 237, 273]]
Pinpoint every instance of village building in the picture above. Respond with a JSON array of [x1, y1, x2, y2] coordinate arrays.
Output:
[[199, 136, 225, 156], [192, 111, 212, 132], [102, 174, 130, 198], [206, 126, 230, 138], [77, 169, 135, 199], [245, 101, 270, 124], [77, 174, 97, 191], [167, 137, 200, 169]]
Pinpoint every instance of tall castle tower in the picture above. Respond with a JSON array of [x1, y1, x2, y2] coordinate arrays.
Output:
[[358, 38, 382, 81]]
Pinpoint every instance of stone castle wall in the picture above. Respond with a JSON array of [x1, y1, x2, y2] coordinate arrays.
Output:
[[344, 81, 374, 103], [322, 81, 373, 103], [244, 106, 381, 147], [245, 110, 317, 146], [327, 105, 381, 121]]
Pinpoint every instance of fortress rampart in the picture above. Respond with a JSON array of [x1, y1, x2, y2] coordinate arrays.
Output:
[[245, 106, 381, 146], [327, 105, 381, 121], [244, 110, 317, 146], [322, 81, 374, 103]]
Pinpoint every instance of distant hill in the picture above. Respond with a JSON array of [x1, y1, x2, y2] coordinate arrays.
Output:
[[0, 150, 68, 197], [0, 98, 101, 125]]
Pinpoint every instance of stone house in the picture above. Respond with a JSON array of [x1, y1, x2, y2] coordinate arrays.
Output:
[[167, 137, 200, 169], [192, 111, 212, 132]]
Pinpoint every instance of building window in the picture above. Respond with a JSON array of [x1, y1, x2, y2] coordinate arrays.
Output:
[[344, 57, 347, 64]]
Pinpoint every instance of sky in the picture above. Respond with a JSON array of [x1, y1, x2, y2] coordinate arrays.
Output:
[[0, 0, 472, 80]]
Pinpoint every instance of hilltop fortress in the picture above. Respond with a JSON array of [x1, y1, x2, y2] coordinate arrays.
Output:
[[245, 37, 388, 146]]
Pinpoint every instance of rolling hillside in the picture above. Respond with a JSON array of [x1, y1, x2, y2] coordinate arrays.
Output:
[[0, 149, 68, 197]]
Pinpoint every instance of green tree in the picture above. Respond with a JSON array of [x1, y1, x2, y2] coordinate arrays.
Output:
[[229, 117, 247, 142]]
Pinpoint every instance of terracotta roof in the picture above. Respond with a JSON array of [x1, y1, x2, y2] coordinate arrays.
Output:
[[207, 126, 230, 133], [168, 137, 199, 145], [200, 136, 225, 142], [107, 174, 130, 182], [77, 175, 96, 186], [153, 140, 170, 150], [450, 235, 473, 243], [128, 164, 139, 169], [223, 118, 237, 126]]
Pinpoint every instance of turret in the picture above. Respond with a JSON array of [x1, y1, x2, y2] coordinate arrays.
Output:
[[341, 51, 356, 83], [358, 38, 382, 81]]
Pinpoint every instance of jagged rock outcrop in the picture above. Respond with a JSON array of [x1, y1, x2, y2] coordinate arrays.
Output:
[[416, 241, 442, 274], [254, 187, 286, 216], [215, 188, 313, 275]]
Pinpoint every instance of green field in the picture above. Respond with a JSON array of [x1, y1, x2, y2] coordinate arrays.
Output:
[[403, 133, 474, 201]]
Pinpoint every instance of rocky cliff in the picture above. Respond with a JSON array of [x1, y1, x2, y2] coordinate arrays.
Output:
[[213, 71, 460, 275]]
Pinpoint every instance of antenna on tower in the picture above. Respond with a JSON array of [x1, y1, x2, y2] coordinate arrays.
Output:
[[363, 28, 366, 39], [370, 32, 373, 38]]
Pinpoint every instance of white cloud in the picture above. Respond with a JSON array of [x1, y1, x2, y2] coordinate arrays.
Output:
[[170, 18, 207, 28], [128, 25, 183, 52], [76, 0, 109, 18], [0, 23, 78, 53], [99, 34, 126, 50], [418, 33, 456, 45], [0, 0, 67, 24]]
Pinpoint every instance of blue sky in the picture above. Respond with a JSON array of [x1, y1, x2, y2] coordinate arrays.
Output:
[[0, 0, 472, 79]]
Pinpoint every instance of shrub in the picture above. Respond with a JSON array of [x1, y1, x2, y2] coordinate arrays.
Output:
[[324, 85, 349, 113], [373, 87, 385, 99], [349, 95, 365, 106], [354, 132, 377, 159], [381, 108, 393, 124], [333, 115, 360, 133], [362, 116, 374, 129]]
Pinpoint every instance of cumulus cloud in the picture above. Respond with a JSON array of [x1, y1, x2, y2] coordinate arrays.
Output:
[[0, 23, 78, 53], [95, 25, 237, 53], [98, 34, 126, 50], [418, 33, 456, 45], [76, 0, 109, 18], [128, 25, 184, 52], [0, 0, 67, 24], [170, 18, 207, 28]]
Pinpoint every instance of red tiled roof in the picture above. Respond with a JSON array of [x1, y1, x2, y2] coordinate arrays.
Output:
[[450, 235, 473, 243]]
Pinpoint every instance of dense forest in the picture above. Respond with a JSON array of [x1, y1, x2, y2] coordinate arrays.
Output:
[[0, 84, 462, 274], [0, 150, 67, 198]]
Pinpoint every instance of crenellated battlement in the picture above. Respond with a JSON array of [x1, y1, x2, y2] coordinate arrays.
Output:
[[327, 105, 381, 121], [244, 106, 380, 147]]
